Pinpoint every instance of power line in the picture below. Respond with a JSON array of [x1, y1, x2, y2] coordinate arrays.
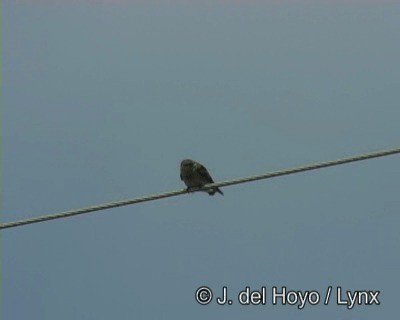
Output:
[[1, 147, 399, 230]]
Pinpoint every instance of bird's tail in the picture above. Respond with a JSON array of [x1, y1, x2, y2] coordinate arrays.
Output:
[[208, 187, 224, 196]]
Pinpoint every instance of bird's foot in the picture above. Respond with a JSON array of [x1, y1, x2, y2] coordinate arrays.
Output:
[[186, 187, 194, 194]]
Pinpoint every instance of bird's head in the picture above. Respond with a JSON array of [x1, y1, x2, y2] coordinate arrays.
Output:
[[180, 159, 195, 169]]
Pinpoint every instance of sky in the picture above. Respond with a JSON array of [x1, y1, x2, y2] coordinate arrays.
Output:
[[2, 1, 400, 319]]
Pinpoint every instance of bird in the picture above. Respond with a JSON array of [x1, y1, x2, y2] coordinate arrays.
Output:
[[180, 159, 224, 196]]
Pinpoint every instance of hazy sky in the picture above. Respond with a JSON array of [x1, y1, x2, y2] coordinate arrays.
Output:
[[2, 1, 400, 319]]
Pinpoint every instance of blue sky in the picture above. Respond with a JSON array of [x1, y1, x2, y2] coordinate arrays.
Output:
[[2, 1, 400, 319]]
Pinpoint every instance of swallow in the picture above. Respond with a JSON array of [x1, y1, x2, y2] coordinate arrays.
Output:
[[180, 159, 224, 196]]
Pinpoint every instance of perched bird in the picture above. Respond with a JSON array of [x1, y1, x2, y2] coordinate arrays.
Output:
[[180, 159, 224, 196]]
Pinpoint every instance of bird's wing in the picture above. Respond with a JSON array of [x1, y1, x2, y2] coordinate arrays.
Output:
[[180, 173, 183, 181], [196, 164, 214, 183]]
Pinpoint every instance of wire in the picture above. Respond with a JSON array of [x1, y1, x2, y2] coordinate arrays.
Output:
[[1, 147, 399, 230]]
